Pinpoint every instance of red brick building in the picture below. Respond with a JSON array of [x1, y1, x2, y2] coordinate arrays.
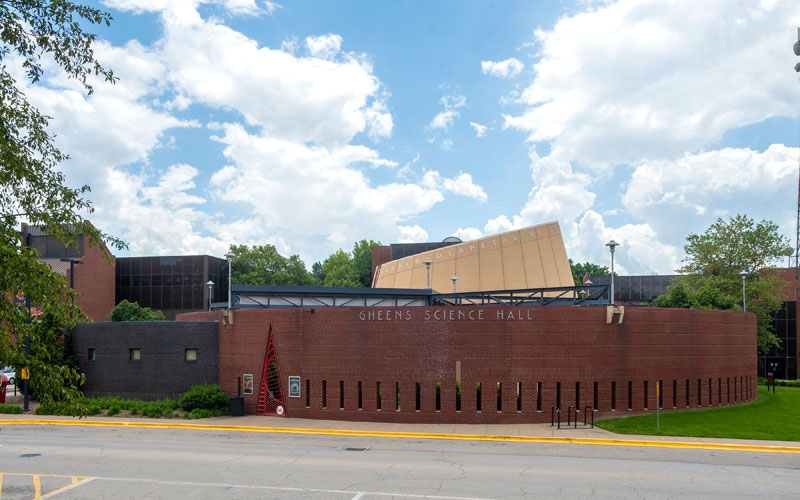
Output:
[[20, 223, 115, 321], [181, 301, 757, 423]]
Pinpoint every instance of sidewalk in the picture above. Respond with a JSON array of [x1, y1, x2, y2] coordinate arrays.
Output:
[[1, 412, 799, 453]]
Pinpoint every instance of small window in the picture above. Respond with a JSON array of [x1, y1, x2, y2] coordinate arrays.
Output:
[[130, 348, 141, 361], [88, 348, 96, 361], [185, 348, 197, 361]]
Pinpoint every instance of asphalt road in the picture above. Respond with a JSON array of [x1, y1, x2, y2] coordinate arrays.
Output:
[[0, 424, 798, 499]]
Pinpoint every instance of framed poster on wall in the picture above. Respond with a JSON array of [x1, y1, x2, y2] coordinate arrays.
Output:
[[243, 374, 254, 395], [288, 376, 301, 398]]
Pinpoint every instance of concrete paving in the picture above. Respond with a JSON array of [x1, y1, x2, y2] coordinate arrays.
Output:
[[2, 411, 798, 452]]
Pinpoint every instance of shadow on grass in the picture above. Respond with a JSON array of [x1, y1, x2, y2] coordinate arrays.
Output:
[[595, 386, 800, 441]]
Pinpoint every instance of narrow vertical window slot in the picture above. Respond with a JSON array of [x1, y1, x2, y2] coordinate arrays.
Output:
[[395, 381, 401, 411], [685, 379, 690, 407], [708, 378, 712, 406], [697, 379, 702, 406], [358, 381, 363, 410], [496, 382, 502, 412], [536, 382, 542, 412], [593, 381, 598, 410], [305, 379, 310, 408], [436, 382, 441, 412], [517, 382, 522, 412], [339, 380, 344, 410], [377, 382, 382, 410], [476, 382, 482, 412], [556, 382, 562, 409], [575, 382, 580, 411], [672, 380, 677, 408], [415, 382, 421, 412], [658, 379, 663, 409], [322, 380, 327, 409]]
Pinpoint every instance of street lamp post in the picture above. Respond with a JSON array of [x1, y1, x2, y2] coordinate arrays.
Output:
[[225, 252, 234, 309], [605, 240, 619, 305], [740, 270, 747, 312], [450, 275, 458, 303], [424, 259, 433, 289], [206, 280, 214, 311]]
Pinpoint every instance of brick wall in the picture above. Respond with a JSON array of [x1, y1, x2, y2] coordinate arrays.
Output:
[[72, 321, 219, 400], [180, 305, 757, 423], [71, 238, 115, 321]]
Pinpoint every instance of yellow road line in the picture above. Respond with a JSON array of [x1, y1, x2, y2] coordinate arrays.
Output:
[[0, 419, 798, 454], [38, 477, 93, 499], [33, 474, 40, 499], [0, 473, 4, 500]]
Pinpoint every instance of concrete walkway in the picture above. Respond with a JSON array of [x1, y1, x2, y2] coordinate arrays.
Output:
[[1, 412, 799, 453]]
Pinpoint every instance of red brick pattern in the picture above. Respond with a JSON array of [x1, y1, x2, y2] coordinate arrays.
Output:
[[71, 241, 116, 321], [180, 305, 757, 423]]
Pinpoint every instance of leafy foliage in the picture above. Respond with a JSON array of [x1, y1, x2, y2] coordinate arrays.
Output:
[[352, 239, 381, 287], [653, 280, 737, 310], [110, 300, 166, 321], [569, 259, 610, 286], [0, 403, 22, 414], [1, 1, 125, 416], [322, 249, 360, 287], [656, 215, 789, 353], [5, 312, 85, 415], [178, 384, 229, 411], [228, 244, 315, 286]]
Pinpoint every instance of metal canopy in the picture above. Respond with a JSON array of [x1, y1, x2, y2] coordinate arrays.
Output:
[[212, 284, 609, 310]]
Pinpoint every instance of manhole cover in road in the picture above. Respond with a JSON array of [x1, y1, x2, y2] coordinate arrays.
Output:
[[20, 454, 41, 458]]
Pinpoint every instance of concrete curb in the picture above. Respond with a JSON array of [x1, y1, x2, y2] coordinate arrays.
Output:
[[2, 419, 799, 454]]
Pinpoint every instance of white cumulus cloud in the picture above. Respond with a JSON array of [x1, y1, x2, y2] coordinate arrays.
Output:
[[481, 58, 524, 78]]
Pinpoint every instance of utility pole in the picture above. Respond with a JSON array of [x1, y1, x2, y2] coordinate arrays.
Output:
[[794, 27, 800, 300]]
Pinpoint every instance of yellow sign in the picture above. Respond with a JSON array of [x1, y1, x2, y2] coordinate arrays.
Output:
[[20, 368, 29, 380]]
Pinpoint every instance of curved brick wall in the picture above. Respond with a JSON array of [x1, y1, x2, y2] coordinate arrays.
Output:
[[180, 305, 757, 423]]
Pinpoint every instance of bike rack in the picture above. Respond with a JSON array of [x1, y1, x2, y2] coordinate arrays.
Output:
[[551, 406, 561, 428], [567, 405, 577, 428], [584, 405, 594, 428]]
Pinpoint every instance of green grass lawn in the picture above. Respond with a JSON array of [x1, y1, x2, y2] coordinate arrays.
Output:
[[595, 385, 800, 441]]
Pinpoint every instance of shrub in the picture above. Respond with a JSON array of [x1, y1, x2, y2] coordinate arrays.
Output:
[[106, 406, 120, 416], [0, 404, 23, 414], [144, 406, 163, 418], [179, 384, 229, 411]]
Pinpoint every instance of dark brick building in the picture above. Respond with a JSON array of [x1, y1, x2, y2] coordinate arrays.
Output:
[[72, 321, 218, 400]]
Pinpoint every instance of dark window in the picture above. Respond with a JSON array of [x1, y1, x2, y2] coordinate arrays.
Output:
[[130, 348, 140, 361], [88, 348, 96, 361], [185, 349, 197, 361]]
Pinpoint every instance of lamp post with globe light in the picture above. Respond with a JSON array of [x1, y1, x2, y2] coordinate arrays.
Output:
[[225, 251, 234, 309], [605, 240, 619, 305]]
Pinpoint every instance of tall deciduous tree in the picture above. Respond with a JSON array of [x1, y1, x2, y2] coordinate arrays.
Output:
[[228, 244, 316, 286], [1, 1, 125, 415], [569, 259, 610, 286], [322, 249, 360, 288], [352, 239, 381, 287], [658, 215, 789, 353]]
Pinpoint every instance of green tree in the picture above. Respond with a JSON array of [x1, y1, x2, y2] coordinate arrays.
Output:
[[1, 1, 125, 416], [569, 259, 610, 286], [352, 239, 381, 287], [6, 312, 85, 414], [657, 215, 789, 353], [322, 249, 360, 287], [110, 300, 166, 321], [311, 261, 326, 286], [228, 244, 315, 286]]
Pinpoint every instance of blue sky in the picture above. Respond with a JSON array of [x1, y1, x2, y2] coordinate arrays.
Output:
[[21, 0, 800, 274]]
